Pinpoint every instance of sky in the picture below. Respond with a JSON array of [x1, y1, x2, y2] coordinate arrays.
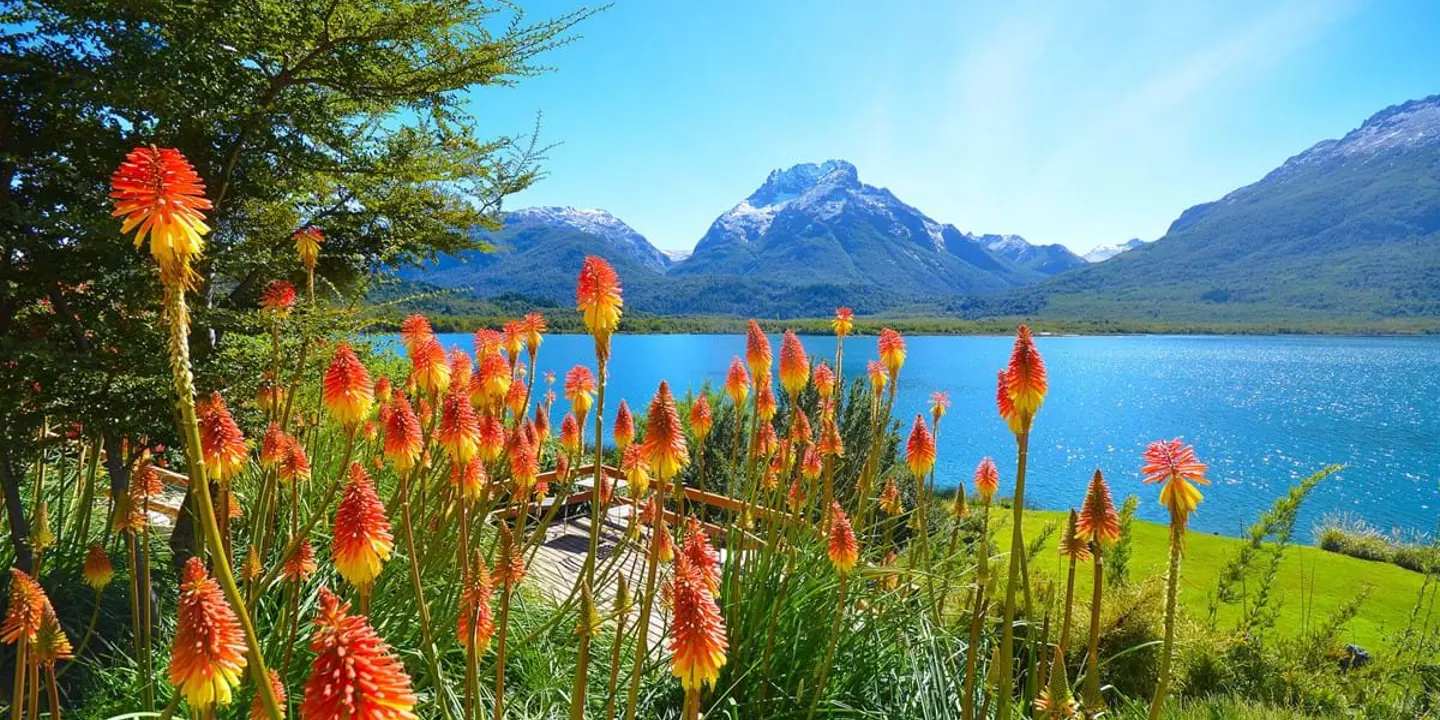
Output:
[[467, 0, 1440, 254]]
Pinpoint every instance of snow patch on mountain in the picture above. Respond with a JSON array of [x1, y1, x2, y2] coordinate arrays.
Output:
[[507, 206, 670, 268], [1083, 238, 1146, 263]]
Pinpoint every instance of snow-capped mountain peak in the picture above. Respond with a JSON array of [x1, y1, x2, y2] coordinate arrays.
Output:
[[1083, 238, 1146, 263], [505, 206, 671, 271]]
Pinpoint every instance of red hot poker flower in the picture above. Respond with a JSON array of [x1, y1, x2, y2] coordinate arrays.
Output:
[[812, 361, 836, 400], [109, 146, 212, 285], [260, 423, 288, 469], [974, 457, 1000, 502], [827, 503, 860, 574], [1004, 325, 1048, 419], [493, 526, 526, 588], [683, 517, 721, 593], [260, 280, 297, 315], [251, 669, 287, 720], [282, 539, 318, 584], [1, 569, 50, 645], [564, 365, 597, 419], [292, 227, 324, 272], [996, 369, 1023, 435], [867, 361, 888, 395], [382, 395, 422, 474], [83, 544, 115, 590], [668, 555, 728, 692], [576, 256, 623, 357], [559, 412, 582, 455], [689, 394, 713, 442], [409, 335, 450, 398], [437, 391, 480, 467], [877, 328, 906, 381], [905, 414, 936, 478], [1060, 509, 1092, 562], [745, 320, 772, 380], [642, 381, 689, 482], [522, 312, 547, 352], [929, 391, 951, 424], [278, 435, 311, 484], [1077, 469, 1121, 546], [300, 587, 417, 720], [613, 400, 635, 450], [332, 464, 394, 593], [197, 391, 248, 483], [477, 414, 505, 464], [832, 307, 854, 337], [398, 314, 433, 353], [778, 330, 810, 398], [458, 554, 495, 652], [1142, 439, 1210, 526], [323, 343, 374, 427], [725, 357, 750, 407], [170, 558, 247, 709], [755, 380, 776, 422]]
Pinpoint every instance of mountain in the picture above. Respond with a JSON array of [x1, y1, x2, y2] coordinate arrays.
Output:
[[981, 234, 1087, 274], [1004, 95, 1440, 323], [671, 160, 1042, 294], [397, 206, 671, 300], [1082, 238, 1145, 263]]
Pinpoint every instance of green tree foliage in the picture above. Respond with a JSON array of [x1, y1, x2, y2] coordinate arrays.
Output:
[[0, 0, 590, 556]]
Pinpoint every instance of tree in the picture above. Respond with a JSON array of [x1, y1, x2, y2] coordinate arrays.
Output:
[[0, 0, 592, 562]]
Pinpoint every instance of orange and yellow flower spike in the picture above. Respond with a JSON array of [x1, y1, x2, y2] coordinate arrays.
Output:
[[668, 555, 728, 693], [109, 146, 212, 286], [827, 502, 860, 574], [323, 343, 374, 428], [778, 330, 810, 398], [642, 381, 689, 482], [169, 558, 247, 709], [905, 414, 936, 478], [197, 392, 248, 483], [576, 256, 624, 360], [332, 464, 394, 595]]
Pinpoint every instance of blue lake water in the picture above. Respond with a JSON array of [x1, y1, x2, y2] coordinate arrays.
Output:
[[395, 333, 1440, 539]]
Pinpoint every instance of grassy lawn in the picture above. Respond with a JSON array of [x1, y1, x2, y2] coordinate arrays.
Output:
[[1028, 510, 1428, 653]]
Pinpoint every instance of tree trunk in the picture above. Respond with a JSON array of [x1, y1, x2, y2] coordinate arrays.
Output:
[[0, 438, 34, 573]]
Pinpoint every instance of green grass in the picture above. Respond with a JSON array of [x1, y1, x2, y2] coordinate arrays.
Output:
[[1030, 510, 1429, 653]]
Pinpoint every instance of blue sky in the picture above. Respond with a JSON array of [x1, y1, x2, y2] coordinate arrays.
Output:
[[468, 0, 1440, 254]]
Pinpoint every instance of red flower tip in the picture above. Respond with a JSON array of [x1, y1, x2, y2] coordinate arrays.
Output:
[[83, 544, 115, 590], [251, 669, 287, 720], [564, 365, 597, 419], [399, 314, 434, 352], [437, 390, 480, 467], [382, 395, 423, 473], [682, 517, 721, 594], [282, 538, 318, 584], [812, 361, 836, 400]]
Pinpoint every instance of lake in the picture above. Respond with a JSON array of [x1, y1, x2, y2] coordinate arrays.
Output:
[[400, 333, 1440, 539]]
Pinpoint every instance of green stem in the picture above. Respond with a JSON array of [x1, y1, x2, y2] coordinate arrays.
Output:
[[995, 428, 1030, 720], [1148, 525, 1183, 720], [1083, 545, 1105, 712], [164, 286, 282, 720], [807, 574, 849, 720]]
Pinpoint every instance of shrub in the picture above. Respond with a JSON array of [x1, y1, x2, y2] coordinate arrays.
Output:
[[1315, 513, 1437, 571]]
